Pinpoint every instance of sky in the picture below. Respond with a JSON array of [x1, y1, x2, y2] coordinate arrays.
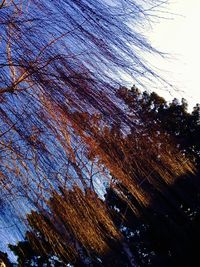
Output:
[[144, 0, 200, 111], [1, 0, 199, 260]]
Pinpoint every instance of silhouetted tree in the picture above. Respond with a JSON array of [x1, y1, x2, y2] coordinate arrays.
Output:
[[0, 250, 12, 267], [8, 88, 199, 267], [9, 240, 64, 267], [105, 88, 200, 267]]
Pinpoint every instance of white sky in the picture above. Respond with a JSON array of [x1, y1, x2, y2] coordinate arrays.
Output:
[[144, 0, 200, 110]]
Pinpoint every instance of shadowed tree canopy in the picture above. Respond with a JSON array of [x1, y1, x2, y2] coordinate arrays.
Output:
[[0, 250, 12, 266], [9, 89, 200, 266]]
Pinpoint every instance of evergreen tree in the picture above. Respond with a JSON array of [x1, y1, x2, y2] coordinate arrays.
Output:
[[8, 88, 199, 267]]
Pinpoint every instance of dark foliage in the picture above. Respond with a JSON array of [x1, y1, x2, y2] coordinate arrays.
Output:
[[9, 89, 200, 266]]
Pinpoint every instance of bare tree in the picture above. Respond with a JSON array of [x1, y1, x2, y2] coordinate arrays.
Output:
[[0, 1, 194, 264]]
